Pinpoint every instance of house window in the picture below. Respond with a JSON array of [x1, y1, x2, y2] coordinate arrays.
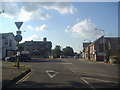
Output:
[[5, 38, 8, 45], [99, 44, 104, 52], [9, 40, 12, 47]]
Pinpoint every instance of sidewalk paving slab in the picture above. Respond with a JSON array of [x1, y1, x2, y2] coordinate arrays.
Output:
[[2, 61, 31, 88]]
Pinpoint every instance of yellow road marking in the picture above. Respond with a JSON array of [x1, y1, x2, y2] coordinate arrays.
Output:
[[16, 72, 32, 84]]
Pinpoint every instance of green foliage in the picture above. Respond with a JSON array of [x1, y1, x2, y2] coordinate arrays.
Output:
[[17, 43, 24, 51], [62, 46, 74, 56], [52, 45, 62, 58]]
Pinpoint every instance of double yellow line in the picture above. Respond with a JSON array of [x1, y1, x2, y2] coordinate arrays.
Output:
[[16, 71, 33, 84]]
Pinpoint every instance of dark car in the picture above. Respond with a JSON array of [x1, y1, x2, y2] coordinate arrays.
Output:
[[5, 56, 16, 62], [19, 54, 31, 62]]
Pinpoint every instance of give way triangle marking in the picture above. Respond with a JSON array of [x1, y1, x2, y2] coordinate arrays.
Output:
[[46, 70, 59, 78]]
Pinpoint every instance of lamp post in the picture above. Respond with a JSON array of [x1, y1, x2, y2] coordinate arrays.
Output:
[[94, 28, 105, 61]]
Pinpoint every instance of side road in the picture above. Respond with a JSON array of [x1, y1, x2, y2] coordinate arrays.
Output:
[[2, 61, 31, 89]]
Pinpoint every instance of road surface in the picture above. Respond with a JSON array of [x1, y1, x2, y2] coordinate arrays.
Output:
[[11, 58, 119, 89]]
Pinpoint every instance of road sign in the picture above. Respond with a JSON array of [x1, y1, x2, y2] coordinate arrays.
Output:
[[15, 22, 23, 30], [15, 34, 22, 42], [16, 31, 22, 35]]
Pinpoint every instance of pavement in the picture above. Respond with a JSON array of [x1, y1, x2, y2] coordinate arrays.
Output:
[[2, 61, 30, 89]]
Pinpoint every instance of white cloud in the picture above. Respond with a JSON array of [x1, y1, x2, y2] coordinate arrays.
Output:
[[22, 2, 77, 14], [22, 35, 42, 42], [18, 8, 32, 22], [65, 29, 70, 32], [35, 24, 48, 31], [67, 26, 70, 28], [27, 25, 34, 30], [27, 24, 48, 31], [65, 19, 103, 39], [18, 8, 51, 22], [2, 2, 51, 21], [2, 2, 76, 21], [2, 2, 18, 19], [41, 2, 77, 14]]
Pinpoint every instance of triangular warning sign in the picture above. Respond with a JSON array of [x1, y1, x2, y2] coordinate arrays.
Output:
[[15, 22, 23, 29]]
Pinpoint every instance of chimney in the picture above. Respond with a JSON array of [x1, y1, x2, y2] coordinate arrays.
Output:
[[43, 37, 47, 42]]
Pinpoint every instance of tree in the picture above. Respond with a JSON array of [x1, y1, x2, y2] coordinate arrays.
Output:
[[62, 46, 74, 56], [52, 45, 62, 58], [17, 43, 24, 52]]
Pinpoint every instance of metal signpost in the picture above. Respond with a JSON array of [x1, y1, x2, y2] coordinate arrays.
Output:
[[15, 22, 23, 68]]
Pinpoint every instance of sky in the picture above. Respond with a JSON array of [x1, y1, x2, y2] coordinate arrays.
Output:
[[0, 1, 118, 53]]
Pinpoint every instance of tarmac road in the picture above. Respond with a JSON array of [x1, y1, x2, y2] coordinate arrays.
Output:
[[11, 58, 119, 89]]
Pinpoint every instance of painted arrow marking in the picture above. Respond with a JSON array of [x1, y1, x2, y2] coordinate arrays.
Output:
[[46, 70, 59, 78]]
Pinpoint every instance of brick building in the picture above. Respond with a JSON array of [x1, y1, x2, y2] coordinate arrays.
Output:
[[84, 36, 120, 61], [22, 37, 52, 58], [82, 42, 91, 59]]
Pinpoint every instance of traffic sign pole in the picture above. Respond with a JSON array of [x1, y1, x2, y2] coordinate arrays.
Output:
[[17, 42, 19, 69], [15, 22, 23, 69]]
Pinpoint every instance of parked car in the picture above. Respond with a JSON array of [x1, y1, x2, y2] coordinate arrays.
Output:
[[5, 56, 16, 62], [19, 54, 31, 62]]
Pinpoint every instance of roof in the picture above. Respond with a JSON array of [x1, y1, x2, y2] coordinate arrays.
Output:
[[24, 41, 52, 43], [92, 35, 104, 44], [83, 42, 91, 47], [1, 32, 15, 38]]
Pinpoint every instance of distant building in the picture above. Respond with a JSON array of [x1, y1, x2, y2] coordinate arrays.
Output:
[[82, 42, 91, 59], [84, 36, 120, 61], [22, 37, 52, 58], [0, 33, 16, 59]]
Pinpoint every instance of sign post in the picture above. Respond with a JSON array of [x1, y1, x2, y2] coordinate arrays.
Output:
[[15, 22, 23, 69]]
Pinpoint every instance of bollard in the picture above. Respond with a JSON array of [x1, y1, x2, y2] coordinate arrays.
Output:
[[17, 56, 19, 69]]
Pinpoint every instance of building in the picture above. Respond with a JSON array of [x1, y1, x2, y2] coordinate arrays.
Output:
[[82, 42, 91, 59], [22, 37, 52, 58], [0, 33, 16, 59], [87, 36, 120, 61]]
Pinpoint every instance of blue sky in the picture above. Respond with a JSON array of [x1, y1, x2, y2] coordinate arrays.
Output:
[[0, 2, 118, 53]]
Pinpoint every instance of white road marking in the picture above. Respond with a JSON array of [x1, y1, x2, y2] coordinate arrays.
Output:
[[60, 63, 72, 64], [81, 77, 95, 90], [46, 70, 59, 78], [70, 69, 95, 90], [70, 69, 77, 74], [83, 77, 118, 84]]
